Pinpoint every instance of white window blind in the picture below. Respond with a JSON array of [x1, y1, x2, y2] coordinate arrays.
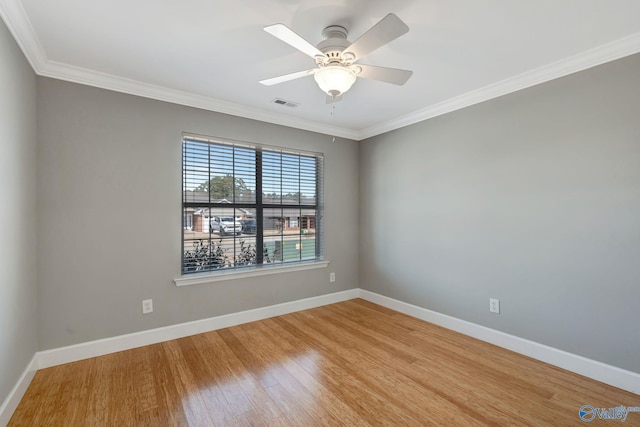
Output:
[[182, 134, 323, 274]]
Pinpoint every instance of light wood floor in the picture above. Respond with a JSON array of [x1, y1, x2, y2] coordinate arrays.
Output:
[[10, 299, 638, 426]]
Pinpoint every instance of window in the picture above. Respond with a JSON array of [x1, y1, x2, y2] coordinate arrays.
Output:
[[182, 134, 323, 275]]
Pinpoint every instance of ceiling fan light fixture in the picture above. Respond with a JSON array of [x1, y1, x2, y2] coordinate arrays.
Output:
[[262, 14, 411, 99], [313, 66, 357, 97]]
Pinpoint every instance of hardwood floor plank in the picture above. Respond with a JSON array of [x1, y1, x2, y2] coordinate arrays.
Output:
[[225, 324, 360, 426], [263, 383, 318, 426], [197, 336, 259, 426], [28, 362, 79, 426], [275, 312, 459, 426], [277, 309, 489, 426], [162, 339, 217, 426], [9, 299, 639, 426], [209, 329, 285, 422], [341, 301, 626, 425], [148, 343, 190, 426], [255, 317, 375, 425]]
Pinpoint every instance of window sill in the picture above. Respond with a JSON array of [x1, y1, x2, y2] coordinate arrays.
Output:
[[174, 260, 330, 287]]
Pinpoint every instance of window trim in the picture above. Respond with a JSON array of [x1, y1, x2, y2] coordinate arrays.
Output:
[[174, 260, 329, 287], [180, 132, 324, 279]]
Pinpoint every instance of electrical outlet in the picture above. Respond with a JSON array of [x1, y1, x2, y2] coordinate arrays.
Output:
[[330, 272, 336, 283], [142, 299, 153, 314], [489, 298, 500, 314]]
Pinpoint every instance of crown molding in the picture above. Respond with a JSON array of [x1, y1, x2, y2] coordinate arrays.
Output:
[[38, 60, 361, 140], [357, 31, 640, 140], [0, 0, 359, 141], [2, 0, 639, 141], [0, 0, 46, 69]]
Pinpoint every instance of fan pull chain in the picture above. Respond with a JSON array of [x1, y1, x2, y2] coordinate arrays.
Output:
[[331, 104, 336, 142]]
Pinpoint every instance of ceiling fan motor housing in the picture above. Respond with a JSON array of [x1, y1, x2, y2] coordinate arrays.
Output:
[[316, 25, 354, 65]]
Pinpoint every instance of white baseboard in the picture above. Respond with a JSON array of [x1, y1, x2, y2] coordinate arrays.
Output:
[[0, 354, 38, 426], [38, 288, 359, 369], [358, 289, 640, 395], [4, 286, 638, 424]]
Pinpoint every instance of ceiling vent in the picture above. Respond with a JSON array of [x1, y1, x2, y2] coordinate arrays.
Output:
[[271, 98, 300, 108]]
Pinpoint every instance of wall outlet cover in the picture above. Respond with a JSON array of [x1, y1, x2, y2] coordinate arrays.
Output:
[[142, 299, 153, 314], [489, 298, 500, 314]]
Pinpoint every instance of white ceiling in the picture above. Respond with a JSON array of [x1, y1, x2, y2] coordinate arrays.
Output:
[[2, 0, 640, 140]]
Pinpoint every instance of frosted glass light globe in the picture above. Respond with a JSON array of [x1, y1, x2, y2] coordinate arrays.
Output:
[[314, 66, 357, 97]]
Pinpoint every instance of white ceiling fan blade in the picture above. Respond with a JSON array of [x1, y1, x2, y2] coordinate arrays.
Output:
[[356, 64, 413, 85], [264, 24, 325, 59], [259, 69, 317, 86], [344, 13, 409, 62]]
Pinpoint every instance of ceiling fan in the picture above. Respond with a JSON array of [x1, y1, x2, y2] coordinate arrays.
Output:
[[259, 13, 413, 101]]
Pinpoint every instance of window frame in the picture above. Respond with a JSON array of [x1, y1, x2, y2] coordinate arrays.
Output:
[[177, 133, 325, 284]]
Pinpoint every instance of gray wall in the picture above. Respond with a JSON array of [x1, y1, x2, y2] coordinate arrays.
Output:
[[37, 78, 359, 350], [3, 12, 638, 403], [360, 54, 640, 373], [0, 20, 38, 404]]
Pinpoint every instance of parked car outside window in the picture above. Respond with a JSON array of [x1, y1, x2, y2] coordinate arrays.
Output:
[[210, 216, 242, 236], [242, 219, 257, 235]]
